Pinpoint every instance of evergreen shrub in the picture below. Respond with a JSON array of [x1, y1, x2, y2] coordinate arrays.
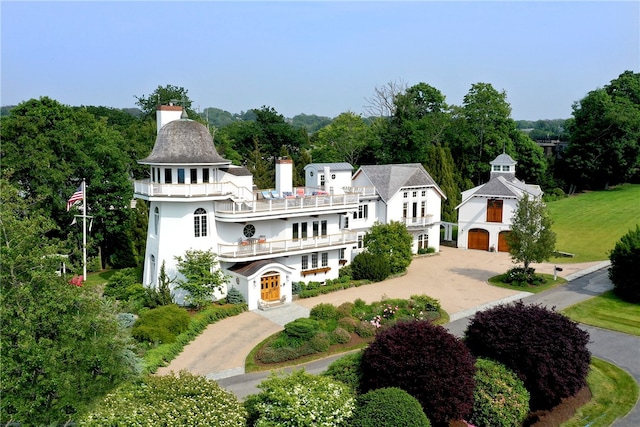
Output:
[[103, 268, 140, 300], [361, 320, 476, 424], [351, 387, 431, 427], [351, 252, 390, 282], [464, 301, 590, 411], [354, 320, 376, 338], [309, 332, 331, 352], [337, 302, 355, 318], [284, 318, 319, 340], [225, 287, 245, 304], [609, 225, 640, 303], [469, 358, 530, 427], [131, 304, 190, 344]]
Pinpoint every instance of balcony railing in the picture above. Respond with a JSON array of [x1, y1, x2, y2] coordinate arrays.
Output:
[[217, 231, 359, 259], [215, 193, 360, 216], [133, 179, 253, 200], [401, 215, 435, 228]]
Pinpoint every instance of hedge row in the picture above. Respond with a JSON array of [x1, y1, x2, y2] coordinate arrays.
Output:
[[143, 303, 247, 373], [297, 279, 369, 299]]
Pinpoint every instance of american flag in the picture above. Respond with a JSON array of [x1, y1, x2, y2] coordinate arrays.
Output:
[[67, 185, 84, 211]]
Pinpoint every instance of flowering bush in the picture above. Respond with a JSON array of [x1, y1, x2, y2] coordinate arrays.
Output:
[[469, 358, 529, 427], [245, 369, 355, 427], [502, 267, 543, 286], [79, 371, 247, 426], [69, 275, 83, 287]]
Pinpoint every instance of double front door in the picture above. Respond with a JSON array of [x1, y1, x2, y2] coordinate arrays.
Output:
[[260, 273, 280, 301]]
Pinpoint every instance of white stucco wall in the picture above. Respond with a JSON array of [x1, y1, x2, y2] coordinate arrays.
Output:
[[457, 196, 518, 250]]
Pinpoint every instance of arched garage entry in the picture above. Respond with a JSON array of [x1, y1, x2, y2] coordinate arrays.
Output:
[[468, 228, 489, 251], [498, 231, 511, 252]]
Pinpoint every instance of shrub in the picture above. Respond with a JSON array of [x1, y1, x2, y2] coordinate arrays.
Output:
[[469, 358, 529, 427], [332, 327, 352, 344], [245, 370, 355, 427], [79, 372, 247, 426], [337, 317, 358, 332], [609, 225, 640, 303], [351, 252, 391, 282], [309, 332, 331, 352], [310, 302, 339, 320], [284, 318, 319, 340], [501, 267, 544, 287], [256, 346, 302, 364], [352, 387, 431, 427], [361, 320, 476, 424], [354, 320, 376, 338], [131, 304, 190, 344], [337, 302, 355, 318], [116, 313, 137, 328], [410, 294, 442, 313], [291, 281, 303, 295], [323, 351, 364, 393], [103, 268, 139, 300], [464, 301, 590, 411], [225, 287, 246, 304]]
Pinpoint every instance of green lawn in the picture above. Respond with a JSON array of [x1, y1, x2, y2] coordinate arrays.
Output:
[[547, 184, 640, 263], [488, 273, 567, 294], [562, 291, 640, 336], [562, 358, 639, 427]]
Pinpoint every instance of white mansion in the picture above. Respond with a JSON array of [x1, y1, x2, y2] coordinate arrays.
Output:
[[133, 105, 446, 310]]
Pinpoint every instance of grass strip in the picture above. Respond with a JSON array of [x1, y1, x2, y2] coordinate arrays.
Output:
[[488, 273, 567, 294], [562, 291, 640, 336], [562, 357, 639, 427]]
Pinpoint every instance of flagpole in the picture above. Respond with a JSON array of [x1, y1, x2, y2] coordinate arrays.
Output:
[[82, 179, 87, 281]]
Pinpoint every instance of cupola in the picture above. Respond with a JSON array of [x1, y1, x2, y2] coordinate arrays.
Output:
[[489, 153, 517, 181]]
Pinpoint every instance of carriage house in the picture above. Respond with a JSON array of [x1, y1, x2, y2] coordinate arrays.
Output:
[[134, 105, 446, 310], [456, 153, 542, 252]]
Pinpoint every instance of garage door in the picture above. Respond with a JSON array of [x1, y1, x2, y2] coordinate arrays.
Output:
[[498, 231, 511, 252], [468, 229, 489, 251]]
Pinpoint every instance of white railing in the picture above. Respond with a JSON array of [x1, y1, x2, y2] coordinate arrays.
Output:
[[401, 215, 435, 228], [133, 179, 253, 200], [215, 193, 360, 215], [343, 186, 377, 197], [217, 231, 359, 259]]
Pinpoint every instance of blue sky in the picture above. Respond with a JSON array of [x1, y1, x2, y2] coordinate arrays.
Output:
[[2, 1, 638, 120]]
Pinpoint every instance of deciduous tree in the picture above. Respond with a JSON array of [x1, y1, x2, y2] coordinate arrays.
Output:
[[363, 221, 413, 274], [175, 249, 228, 309]]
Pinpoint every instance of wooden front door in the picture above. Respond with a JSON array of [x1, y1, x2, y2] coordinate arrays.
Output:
[[498, 231, 511, 252], [260, 273, 280, 302], [468, 229, 489, 251]]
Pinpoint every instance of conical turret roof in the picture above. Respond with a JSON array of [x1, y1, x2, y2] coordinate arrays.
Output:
[[139, 119, 230, 165]]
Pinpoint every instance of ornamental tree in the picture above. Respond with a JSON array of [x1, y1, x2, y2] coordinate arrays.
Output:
[[363, 220, 413, 274], [360, 320, 476, 424], [506, 193, 556, 281], [175, 249, 228, 309], [464, 302, 591, 411]]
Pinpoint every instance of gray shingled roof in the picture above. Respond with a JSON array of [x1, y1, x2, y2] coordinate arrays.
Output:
[[456, 175, 542, 209], [139, 119, 231, 165], [357, 164, 445, 202], [304, 163, 354, 172]]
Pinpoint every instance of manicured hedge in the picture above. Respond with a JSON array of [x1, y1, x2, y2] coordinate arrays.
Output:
[[351, 387, 431, 427], [132, 304, 190, 344]]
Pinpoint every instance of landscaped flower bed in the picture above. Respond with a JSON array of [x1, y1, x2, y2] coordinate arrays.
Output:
[[252, 295, 443, 368]]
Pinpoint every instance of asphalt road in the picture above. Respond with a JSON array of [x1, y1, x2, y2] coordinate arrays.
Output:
[[218, 268, 640, 426]]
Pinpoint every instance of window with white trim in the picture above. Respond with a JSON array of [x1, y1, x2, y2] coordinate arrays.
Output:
[[194, 208, 207, 237], [311, 253, 318, 268], [321, 252, 328, 267], [302, 255, 308, 270]]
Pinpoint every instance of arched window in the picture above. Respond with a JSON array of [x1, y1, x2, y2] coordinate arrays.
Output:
[[194, 208, 207, 237], [154, 207, 160, 236], [150, 255, 156, 286]]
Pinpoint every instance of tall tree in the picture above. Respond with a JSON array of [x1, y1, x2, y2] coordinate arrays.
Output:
[[1, 97, 138, 268], [506, 194, 556, 280], [460, 83, 514, 184], [0, 179, 140, 424], [424, 145, 460, 223], [135, 84, 197, 120], [311, 112, 371, 166], [562, 71, 640, 189]]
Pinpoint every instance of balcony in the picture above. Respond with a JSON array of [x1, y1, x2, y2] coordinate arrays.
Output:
[[133, 179, 253, 200], [217, 231, 359, 261], [215, 193, 360, 219], [401, 215, 436, 229]]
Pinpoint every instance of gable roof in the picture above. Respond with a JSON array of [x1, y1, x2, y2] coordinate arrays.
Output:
[[304, 162, 354, 172], [355, 164, 446, 202], [455, 175, 542, 210]]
